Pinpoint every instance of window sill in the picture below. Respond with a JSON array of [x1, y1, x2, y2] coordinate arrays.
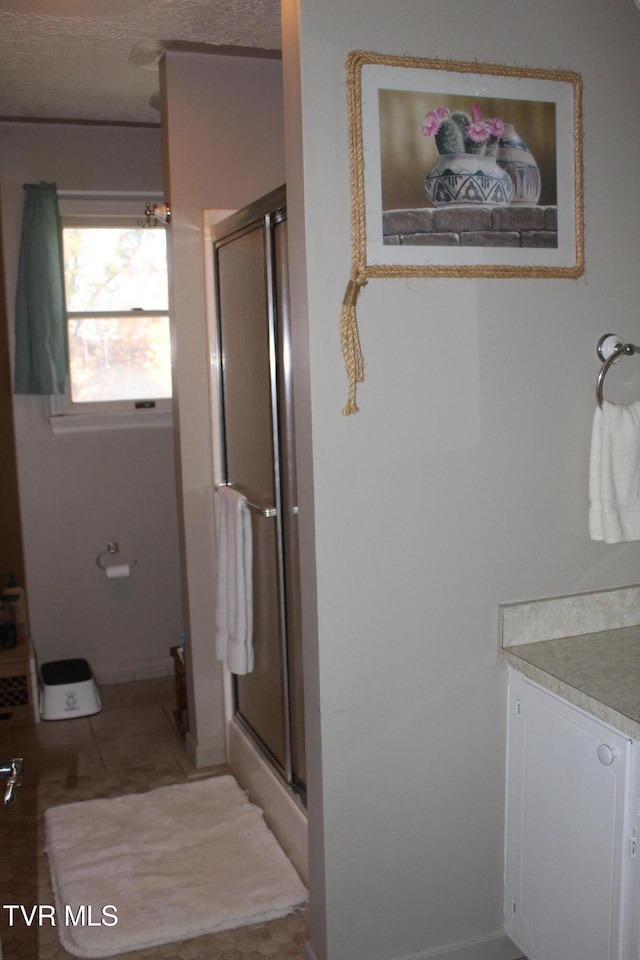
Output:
[[48, 407, 173, 435]]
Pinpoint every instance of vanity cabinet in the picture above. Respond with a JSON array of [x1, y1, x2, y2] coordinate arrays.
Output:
[[505, 669, 639, 960]]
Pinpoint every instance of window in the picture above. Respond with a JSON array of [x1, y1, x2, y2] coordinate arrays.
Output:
[[51, 196, 172, 427]]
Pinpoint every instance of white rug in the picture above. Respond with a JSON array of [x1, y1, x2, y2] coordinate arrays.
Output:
[[45, 775, 307, 958]]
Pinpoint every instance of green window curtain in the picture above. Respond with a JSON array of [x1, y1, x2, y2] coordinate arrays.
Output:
[[14, 181, 68, 395]]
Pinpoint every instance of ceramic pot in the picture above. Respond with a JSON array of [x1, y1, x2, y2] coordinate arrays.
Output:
[[425, 153, 514, 207], [496, 123, 541, 205]]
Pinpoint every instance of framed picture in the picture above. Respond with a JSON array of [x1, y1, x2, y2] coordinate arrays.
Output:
[[345, 50, 583, 279]]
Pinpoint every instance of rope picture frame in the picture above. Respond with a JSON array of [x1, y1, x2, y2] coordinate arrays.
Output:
[[340, 50, 584, 414]]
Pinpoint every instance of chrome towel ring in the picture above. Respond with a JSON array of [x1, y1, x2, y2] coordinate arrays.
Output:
[[596, 334, 639, 408]]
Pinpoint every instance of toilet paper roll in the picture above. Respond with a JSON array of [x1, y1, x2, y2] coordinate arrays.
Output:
[[105, 564, 131, 579]]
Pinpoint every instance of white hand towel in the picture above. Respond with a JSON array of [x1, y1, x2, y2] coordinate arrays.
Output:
[[589, 400, 640, 543], [215, 486, 254, 674]]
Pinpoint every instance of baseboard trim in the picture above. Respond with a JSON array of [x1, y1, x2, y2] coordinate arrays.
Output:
[[93, 657, 173, 685], [303, 932, 520, 960], [184, 730, 227, 769], [410, 932, 521, 960]]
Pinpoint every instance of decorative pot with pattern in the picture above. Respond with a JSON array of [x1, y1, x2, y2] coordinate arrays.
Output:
[[496, 122, 541, 205], [425, 153, 514, 207]]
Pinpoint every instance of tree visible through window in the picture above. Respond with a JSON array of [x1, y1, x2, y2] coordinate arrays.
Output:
[[62, 223, 171, 406]]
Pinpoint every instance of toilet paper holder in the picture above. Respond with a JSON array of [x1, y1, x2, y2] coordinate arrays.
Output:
[[96, 542, 137, 572]]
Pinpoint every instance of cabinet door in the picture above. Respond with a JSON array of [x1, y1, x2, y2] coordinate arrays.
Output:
[[505, 670, 632, 960], [629, 762, 640, 960]]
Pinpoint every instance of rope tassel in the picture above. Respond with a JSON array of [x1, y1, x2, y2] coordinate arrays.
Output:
[[340, 277, 366, 415]]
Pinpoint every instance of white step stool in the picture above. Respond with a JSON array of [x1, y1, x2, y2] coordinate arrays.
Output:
[[39, 658, 102, 721]]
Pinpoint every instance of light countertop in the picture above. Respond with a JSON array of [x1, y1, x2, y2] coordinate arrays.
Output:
[[502, 625, 640, 741]]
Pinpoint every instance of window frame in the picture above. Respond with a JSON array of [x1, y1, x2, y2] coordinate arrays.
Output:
[[50, 194, 173, 433]]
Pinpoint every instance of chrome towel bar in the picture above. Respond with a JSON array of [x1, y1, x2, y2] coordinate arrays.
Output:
[[596, 334, 639, 408], [215, 483, 277, 518]]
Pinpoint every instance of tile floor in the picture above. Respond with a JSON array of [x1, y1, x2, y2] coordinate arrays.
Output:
[[0, 675, 309, 960]]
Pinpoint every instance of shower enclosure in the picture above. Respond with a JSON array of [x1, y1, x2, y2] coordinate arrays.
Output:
[[205, 187, 306, 862]]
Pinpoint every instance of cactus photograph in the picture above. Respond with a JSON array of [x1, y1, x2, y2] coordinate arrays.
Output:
[[378, 90, 557, 217]]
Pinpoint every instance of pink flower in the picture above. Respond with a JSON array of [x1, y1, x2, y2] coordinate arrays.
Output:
[[486, 117, 505, 138], [421, 107, 449, 136], [466, 102, 491, 144]]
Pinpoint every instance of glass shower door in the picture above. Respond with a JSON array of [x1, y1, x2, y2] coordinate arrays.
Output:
[[212, 187, 305, 795]]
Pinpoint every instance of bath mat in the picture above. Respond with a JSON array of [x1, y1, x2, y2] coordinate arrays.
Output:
[[44, 775, 307, 958]]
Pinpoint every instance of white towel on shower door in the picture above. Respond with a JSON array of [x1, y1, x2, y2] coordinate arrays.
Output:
[[215, 486, 254, 674], [589, 399, 640, 543]]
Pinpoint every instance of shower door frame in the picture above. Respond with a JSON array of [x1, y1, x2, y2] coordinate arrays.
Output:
[[203, 186, 304, 800]]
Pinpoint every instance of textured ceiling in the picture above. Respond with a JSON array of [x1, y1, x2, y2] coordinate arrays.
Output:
[[0, 0, 282, 124]]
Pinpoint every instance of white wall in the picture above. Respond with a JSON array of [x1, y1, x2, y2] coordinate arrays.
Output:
[[160, 51, 285, 764], [281, 1, 640, 958], [0, 122, 184, 682]]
